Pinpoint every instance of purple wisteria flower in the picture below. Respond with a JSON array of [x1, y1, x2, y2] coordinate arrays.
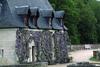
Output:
[[15, 29, 71, 64], [53, 31, 71, 63]]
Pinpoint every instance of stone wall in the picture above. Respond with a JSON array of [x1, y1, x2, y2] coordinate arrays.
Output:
[[69, 44, 100, 50], [0, 29, 18, 64], [0, 62, 48, 67], [67, 62, 95, 67]]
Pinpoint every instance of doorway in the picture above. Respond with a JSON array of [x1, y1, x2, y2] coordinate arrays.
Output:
[[32, 46, 35, 62]]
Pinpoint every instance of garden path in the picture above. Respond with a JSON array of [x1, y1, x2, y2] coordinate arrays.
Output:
[[48, 49, 100, 67]]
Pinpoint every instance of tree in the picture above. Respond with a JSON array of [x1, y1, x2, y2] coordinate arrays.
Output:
[[48, 0, 98, 44], [89, 0, 100, 43], [77, 0, 98, 44], [49, 0, 80, 44]]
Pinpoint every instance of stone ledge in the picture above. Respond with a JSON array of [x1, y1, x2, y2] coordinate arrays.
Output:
[[0, 62, 48, 67]]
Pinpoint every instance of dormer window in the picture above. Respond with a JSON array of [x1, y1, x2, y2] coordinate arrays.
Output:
[[29, 7, 38, 29], [52, 11, 66, 30], [37, 9, 53, 29], [15, 5, 29, 27]]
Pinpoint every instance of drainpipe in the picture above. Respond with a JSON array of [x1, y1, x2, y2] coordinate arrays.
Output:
[[0, 4, 2, 21]]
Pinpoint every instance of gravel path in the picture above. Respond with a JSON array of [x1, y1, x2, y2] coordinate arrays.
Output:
[[48, 49, 100, 67]]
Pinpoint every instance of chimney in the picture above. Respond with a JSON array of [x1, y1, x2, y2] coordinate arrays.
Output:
[[0, 4, 2, 21]]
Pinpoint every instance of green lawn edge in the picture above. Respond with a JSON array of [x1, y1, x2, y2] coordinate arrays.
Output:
[[89, 57, 100, 61]]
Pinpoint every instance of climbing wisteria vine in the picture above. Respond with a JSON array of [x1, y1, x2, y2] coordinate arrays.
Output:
[[40, 31, 53, 64], [29, 31, 43, 62], [15, 29, 71, 64], [53, 31, 71, 63], [29, 30, 53, 64], [15, 29, 31, 63]]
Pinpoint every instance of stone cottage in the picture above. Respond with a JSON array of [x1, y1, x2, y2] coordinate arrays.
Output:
[[0, 0, 68, 65]]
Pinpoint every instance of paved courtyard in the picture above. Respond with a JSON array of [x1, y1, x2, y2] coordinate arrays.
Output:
[[48, 49, 100, 67]]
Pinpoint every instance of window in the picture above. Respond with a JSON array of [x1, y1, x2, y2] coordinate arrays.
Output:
[[0, 49, 4, 58], [33, 17, 37, 27], [24, 15, 29, 26], [2, 49, 3, 58], [50, 12, 54, 27], [24, 10, 30, 26], [61, 19, 63, 27], [33, 11, 39, 27], [49, 18, 52, 26]]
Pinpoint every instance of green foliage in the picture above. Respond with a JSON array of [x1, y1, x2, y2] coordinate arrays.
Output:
[[77, 4, 98, 44], [48, 0, 98, 44], [49, 0, 80, 44], [88, 0, 100, 43], [51, 3, 56, 9], [89, 57, 100, 61]]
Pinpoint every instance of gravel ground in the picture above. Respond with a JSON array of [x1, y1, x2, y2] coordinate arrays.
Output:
[[48, 49, 100, 67]]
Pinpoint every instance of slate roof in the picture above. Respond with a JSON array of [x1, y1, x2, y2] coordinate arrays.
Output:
[[39, 9, 53, 17], [0, 0, 68, 30], [0, 3, 2, 22], [0, 0, 53, 28], [30, 7, 38, 16], [54, 11, 65, 19]]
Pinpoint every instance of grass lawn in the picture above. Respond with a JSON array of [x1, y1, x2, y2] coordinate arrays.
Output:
[[89, 57, 100, 61]]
